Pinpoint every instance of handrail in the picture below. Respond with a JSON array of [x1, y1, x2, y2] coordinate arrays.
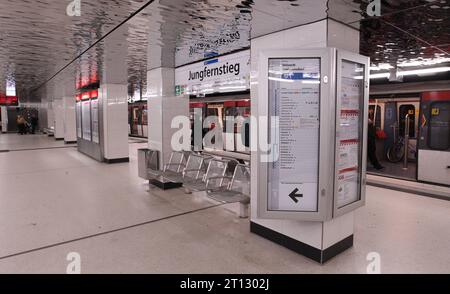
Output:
[[403, 114, 410, 170]]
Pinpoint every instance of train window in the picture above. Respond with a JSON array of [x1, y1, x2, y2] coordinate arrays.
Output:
[[399, 104, 416, 138], [142, 107, 148, 125], [223, 107, 235, 133], [428, 102, 450, 150]]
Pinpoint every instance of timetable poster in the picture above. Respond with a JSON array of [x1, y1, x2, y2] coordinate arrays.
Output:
[[91, 99, 100, 143], [336, 60, 364, 208], [82, 100, 92, 141], [267, 58, 320, 212]]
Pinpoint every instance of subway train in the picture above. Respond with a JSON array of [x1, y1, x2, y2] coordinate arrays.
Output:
[[368, 90, 450, 186], [189, 94, 251, 156], [128, 101, 148, 138], [129, 95, 251, 156]]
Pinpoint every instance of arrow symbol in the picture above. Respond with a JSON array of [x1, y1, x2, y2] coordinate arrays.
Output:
[[289, 188, 303, 203]]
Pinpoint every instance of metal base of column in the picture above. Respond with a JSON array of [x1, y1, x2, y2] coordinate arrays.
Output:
[[250, 221, 353, 264]]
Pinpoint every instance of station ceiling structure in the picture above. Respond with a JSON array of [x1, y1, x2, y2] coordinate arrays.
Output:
[[0, 0, 448, 101]]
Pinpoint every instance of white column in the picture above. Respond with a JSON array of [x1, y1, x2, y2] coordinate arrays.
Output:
[[100, 84, 129, 161], [98, 25, 129, 162], [39, 98, 48, 131], [52, 99, 64, 139], [46, 100, 54, 131], [146, 14, 189, 169], [147, 67, 189, 168], [250, 19, 360, 263], [63, 96, 77, 143], [1, 107, 7, 133]]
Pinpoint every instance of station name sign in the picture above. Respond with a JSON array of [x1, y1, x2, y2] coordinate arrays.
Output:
[[188, 62, 241, 82], [175, 50, 250, 96]]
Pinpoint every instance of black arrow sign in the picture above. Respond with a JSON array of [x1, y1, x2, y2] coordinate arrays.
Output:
[[289, 188, 303, 203]]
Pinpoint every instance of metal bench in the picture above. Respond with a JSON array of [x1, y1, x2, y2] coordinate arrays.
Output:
[[206, 163, 251, 218], [138, 150, 186, 189], [156, 150, 187, 182], [160, 151, 212, 187], [183, 157, 230, 192]]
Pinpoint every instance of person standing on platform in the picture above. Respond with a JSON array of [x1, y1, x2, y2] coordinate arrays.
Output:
[[30, 113, 38, 134], [368, 109, 384, 170], [17, 115, 27, 135]]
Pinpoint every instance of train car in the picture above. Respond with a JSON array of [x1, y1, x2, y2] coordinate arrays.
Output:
[[368, 91, 450, 186], [417, 91, 450, 186], [128, 101, 148, 138], [189, 94, 251, 156]]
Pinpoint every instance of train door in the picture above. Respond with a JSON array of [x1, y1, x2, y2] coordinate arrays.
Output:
[[223, 101, 237, 151], [189, 102, 205, 149], [129, 104, 144, 137], [142, 104, 148, 138], [398, 101, 420, 162], [7, 107, 19, 132], [367, 97, 420, 181], [135, 106, 142, 136], [204, 103, 223, 149], [234, 100, 251, 153], [418, 91, 450, 186], [128, 105, 132, 135]]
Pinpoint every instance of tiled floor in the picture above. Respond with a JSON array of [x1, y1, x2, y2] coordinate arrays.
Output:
[[0, 133, 449, 273], [0, 132, 76, 151]]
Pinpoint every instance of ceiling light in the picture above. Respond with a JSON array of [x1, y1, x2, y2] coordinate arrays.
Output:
[[370, 73, 390, 79], [268, 77, 294, 83], [397, 57, 450, 67], [370, 67, 450, 79], [399, 67, 450, 76], [370, 63, 394, 71]]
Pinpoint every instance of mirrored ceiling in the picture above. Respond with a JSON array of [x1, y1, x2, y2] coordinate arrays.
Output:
[[0, 0, 448, 102]]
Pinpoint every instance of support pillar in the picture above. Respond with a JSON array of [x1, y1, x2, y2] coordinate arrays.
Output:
[[99, 25, 129, 163], [146, 18, 189, 187], [147, 67, 189, 169], [1, 107, 7, 133], [250, 19, 361, 263], [63, 96, 77, 144], [46, 100, 54, 134], [52, 99, 64, 140]]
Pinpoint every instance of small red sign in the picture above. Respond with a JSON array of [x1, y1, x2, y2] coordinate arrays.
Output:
[[0, 95, 19, 106], [81, 92, 90, 100], [90, 89, 98, 99]]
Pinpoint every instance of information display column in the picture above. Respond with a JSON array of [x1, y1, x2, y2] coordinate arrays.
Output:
[[76, 101, 82, 138], [82, 99, 91, 141], [335, 60, 365, 208], [91, 98, 99, 143], [267, 58, 321, 212]]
